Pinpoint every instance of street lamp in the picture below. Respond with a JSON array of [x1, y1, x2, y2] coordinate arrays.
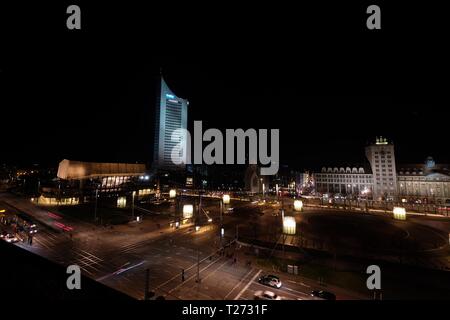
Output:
[[169, 189, 177, 199], [117, 196, 127, 208], [132, 191, 136, 219], [283, 216, 296, 235], [393, 207, 406, 220], [183, 204, 193, 219], [294, 199, 303, 212], [262, 183, 265, 200], [222, 194, 230, 205]]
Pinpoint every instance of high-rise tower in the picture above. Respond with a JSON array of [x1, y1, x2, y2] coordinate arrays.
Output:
[[153, 76, 189, 171], [365, 136, 397, 200]]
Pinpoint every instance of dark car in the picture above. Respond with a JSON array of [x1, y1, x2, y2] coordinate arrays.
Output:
[[258, 275, 282, 288], [310, 290, 336, 300]]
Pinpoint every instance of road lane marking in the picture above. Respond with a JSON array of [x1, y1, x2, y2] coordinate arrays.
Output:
[[167, 256, 224, 294], [287, 280, 311, 288], [233, 269, 262, 300], [198, 259, 229, 282], [280, 286, 309, 296], [224, 267, 255, 299], [154, 255, 221, 291]]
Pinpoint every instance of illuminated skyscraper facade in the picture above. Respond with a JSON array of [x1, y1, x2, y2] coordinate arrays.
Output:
[[153, 76, 189, 171], [365, 136, 398, 200]]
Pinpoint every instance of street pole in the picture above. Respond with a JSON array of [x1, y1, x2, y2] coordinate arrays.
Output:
[[198, 191, 202, 225], [196, 250, 200, 283], [94, 188, 98, 223], [132, 190, 136, 219], [220, 199, 223, 248]]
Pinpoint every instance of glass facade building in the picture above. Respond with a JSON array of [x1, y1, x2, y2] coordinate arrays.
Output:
[[153, 76, 189, 171]]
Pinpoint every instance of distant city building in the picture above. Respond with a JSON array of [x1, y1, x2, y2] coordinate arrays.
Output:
[[313, 137, 450, 204], [56, 159, 147, 194], [153, 76, 189, 172], [297, 171, 314, 194], [365, 136, 398, 199], [269, 165, 300, 195], [245, 164, 263, 193], [397, 157, 450, 203], [315, 165, 373, 197]]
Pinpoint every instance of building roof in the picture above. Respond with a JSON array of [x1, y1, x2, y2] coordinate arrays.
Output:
[[57, 159, 146, 180], [397, 157, 450, 176]]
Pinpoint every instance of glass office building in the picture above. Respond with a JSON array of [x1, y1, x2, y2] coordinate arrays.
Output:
[[153, 76, 189, 171]]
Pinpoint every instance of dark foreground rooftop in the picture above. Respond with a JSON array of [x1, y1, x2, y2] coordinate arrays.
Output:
[[0, 241, 134, 300]]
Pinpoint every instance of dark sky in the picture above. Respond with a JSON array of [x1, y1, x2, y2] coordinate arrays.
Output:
[[0, 2, 448, 170]]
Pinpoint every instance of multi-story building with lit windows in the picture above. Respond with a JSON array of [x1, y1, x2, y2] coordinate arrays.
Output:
[[397, 157, 450, 204], [313, 137, 450, 204], [314, 165, 373, 197], [365, 136, 398, 200], [153, 75, 189, 172]]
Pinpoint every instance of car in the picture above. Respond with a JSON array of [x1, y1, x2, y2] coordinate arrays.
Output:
[[4, 233, 19, 243], [310, 290, 336, 300], [254, 290, 282, 300], [258, 275, 282, 288]]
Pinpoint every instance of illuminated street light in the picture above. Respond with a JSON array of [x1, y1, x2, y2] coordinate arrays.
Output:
[[283, 216, 296, 235], [401, 198, 407, 203], [169, 189, 177, 198], [294, 200, 303, 212], [117, 196, 127, 208], [222, 194, 230, 205], [183, 204, 193, 219], [393, 207, 406, 220], [132, 191, 136, 219], [221, 227, 225, 237], [208, 218, 213, 223], [195, 225, 200, 232]]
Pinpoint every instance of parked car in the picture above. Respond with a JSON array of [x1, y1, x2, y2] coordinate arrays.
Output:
[[258, 274, 282, 288], [254, 290, 282, 300], [310, 290, 336, 300]]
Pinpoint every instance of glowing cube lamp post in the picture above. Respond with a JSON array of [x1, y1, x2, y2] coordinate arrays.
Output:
[[169, 189, 177, 199], [222, 194, 230, 205], [183, 204, 194, 219], [117, 196, 127, 208], [393, 207, 406, 221], [294, 200, 303, 212], [283, 216, 296, 235]]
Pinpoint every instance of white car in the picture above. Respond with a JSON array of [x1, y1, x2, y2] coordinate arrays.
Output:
[[254, 290, 282, 300], [4, 234, 19, 243]]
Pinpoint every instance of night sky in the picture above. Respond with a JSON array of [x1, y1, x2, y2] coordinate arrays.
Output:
[[1, 2, 448, 170]]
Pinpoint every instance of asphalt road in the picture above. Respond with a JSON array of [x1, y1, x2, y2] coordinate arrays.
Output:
[[1, 195, 345, 300], [3, 193, 448, 300]]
